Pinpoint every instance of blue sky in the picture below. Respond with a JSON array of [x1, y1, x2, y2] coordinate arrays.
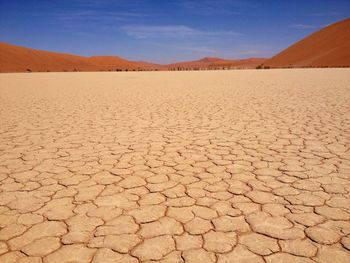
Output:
[[0, 0, 349, 63]]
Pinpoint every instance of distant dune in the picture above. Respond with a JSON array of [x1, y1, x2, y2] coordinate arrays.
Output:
[[261, 17, 350, 68], [0, 42, 265, 73], [0, 42, 159, 72], [164, 57, 267, 70]]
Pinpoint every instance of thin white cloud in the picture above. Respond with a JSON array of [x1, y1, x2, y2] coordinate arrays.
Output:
[[177, 0, 258, 16], [150, 43, 217, 53], [121, 25, 241, 39], [121, 25, 196, 38], [54, 10, 147, 22], [290, 24, 324, 29], [179, 46, 217, 53]]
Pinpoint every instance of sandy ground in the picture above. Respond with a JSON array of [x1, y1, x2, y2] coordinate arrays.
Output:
[[0, 69, 350, 263]]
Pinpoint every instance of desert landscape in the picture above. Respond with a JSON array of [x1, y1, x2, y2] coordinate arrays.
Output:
[[1, 18, 349, 73], [1, 0, 350, 262]]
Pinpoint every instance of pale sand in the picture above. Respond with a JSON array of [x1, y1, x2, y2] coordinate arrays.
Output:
[[0, 69, 350, 262]]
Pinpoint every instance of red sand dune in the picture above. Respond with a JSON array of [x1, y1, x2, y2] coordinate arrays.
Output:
[[164, 57, 266, 70], [87, 56, 159, 71], [261, 17, 350, 68], [0, 42, 159, 72], [0, 42, 265, 73]]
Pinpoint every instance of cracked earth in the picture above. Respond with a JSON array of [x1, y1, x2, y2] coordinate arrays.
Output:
[[0, 69, 350, 263]]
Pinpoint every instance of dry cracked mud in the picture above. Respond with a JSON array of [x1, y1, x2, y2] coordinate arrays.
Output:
[[0, 69, 349, 262]]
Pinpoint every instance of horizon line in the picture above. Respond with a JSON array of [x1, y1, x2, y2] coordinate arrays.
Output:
[[0, 41, 270, 65]]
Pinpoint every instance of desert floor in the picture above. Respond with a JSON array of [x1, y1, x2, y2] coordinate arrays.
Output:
[[0, 69, 350, 263]]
